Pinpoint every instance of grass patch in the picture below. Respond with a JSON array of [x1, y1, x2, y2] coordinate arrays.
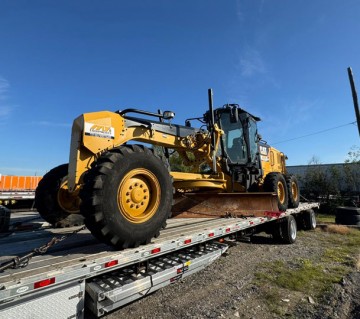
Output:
[[254, 229, 360, 316], [322, 224, 350, 235], [316, 214, 335, 223], [255, 258, 343, 296]]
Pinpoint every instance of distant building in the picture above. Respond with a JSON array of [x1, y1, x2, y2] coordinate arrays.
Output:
[[287, 163, 360, 193]]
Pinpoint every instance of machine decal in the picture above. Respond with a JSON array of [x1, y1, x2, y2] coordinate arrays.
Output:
[[259, 145, 269, 162], [84, 122, 115, 139]]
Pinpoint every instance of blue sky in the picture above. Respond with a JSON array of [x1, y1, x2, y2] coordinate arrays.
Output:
[[0, 0, 359, 176]]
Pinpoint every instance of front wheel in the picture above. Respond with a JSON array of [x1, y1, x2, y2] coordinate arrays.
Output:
[[80, 145, 173, 249]]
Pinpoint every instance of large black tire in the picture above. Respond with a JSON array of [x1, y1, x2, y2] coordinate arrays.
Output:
[[285, 175, 300, 208], [263, 173, 288, 211], [35, 164, 84, 227], [336, 214, 360, 226], [335, 207, 360, 226], [271, 222, 283, 241], [303, 209, 317, 230], [280, 215, 297, 244], [80, 145, 173, 249], [336, 207, 360, 216]]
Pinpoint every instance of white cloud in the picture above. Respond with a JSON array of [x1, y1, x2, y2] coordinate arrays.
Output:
[[0, 106, 12, 117], [32, 121, 71, 128], [0, 76, 13, 120], [0, 77, 9, 95], [239, 48, 266, 77], [235, 0, 244, 21], [0, 166, 43, 175], [236, 0, 266, 22]]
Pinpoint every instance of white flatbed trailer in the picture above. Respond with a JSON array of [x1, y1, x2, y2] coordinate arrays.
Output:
[[0, 203, 318, 319]]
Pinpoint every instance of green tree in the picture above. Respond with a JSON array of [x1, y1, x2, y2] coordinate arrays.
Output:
[[343, 145, 360, 193]]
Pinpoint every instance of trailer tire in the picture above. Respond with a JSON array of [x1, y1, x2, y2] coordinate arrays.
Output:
[[263, 173, 288, 211], [35, 164, 84, 227], [280, 215, 297, 244], [303, 209, 316, 230], [285, 175, 300, 208], [271, 222, 283, 241], [80, 145, 173, 249]]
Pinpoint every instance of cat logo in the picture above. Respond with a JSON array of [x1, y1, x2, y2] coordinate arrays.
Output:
[[84, 122, 115, 139]]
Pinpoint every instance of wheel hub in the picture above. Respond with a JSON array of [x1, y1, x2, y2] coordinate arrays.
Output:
[[57, 180, 80, 214], [118, 169, 160, 223], [291, 181, 299, 201], [277, 181, 285, 204]]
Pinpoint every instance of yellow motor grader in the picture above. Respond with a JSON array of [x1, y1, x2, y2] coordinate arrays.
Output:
[[35, 89, 299, 248]]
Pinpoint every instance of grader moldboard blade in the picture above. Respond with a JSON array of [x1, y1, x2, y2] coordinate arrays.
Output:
[[171, 192, 279, 218]]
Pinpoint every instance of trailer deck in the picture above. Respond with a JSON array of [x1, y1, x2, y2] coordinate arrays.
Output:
[[0, 203, 319, 318]]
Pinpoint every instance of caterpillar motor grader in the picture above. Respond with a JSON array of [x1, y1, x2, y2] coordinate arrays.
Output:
[[35, 89, 299, 249]]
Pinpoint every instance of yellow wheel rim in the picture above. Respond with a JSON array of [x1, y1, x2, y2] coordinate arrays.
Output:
[[118, 169, 161, 224], [277, 181, 286, 204], [291, 181, 299, 202], [57, 180, 81, 213]]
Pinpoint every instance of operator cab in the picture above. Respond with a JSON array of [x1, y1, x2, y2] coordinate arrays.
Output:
[[211, 104, 263, 190]]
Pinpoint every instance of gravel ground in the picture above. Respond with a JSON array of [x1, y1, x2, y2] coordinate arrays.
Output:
[[97, 229, 360, 319]]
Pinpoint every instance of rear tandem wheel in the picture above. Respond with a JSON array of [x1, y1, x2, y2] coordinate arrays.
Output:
[[35, 164, 84, 227], [263, 172, 288, 211], [285, 174, 300, 208]]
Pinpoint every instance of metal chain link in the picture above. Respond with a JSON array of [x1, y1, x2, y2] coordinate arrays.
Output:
[[0, 225, 86, 272]]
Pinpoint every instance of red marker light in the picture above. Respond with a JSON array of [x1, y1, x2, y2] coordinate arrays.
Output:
[[208, 232, 214, 237], [105, 260, 118, 268], [226, 228, 231, 233], [184, 239, 192, 244], [34, 277, 55, 289], [151, 247, 161, 254]]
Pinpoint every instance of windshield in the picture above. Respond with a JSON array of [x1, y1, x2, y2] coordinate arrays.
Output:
[[219, 114, 247, 163]]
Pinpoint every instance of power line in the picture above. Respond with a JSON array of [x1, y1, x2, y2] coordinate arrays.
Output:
[[272, 121, 357, 145]]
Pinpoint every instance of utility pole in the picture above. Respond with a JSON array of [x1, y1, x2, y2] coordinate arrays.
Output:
[[347, 67, 360, 137]]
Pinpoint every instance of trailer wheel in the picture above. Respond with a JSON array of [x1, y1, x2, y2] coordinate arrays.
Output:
[[80, 145, 173, 249], [271, 222, 283, 241], [35, 164, 84, 227], [263, 173, 288, 211], [285, 175, 300, 208], [280, 215, 297, 244], [303, 209, 316, 230]]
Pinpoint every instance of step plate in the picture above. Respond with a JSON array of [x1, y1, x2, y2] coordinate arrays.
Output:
[[85, 242, 228, 317]]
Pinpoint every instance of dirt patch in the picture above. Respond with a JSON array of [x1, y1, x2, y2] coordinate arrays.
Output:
[[101, 228, 360, 319]]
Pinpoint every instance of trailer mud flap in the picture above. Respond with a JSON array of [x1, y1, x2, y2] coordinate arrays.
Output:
[[171, 192, 279, 218]]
